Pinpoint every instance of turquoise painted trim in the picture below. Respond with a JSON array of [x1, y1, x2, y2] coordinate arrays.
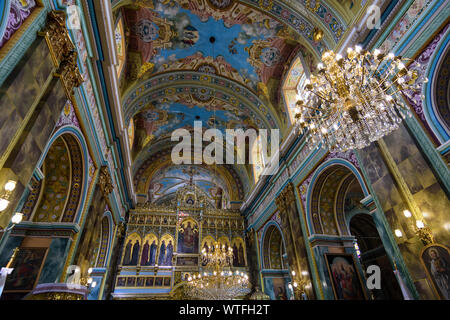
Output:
[[304, 159, 369, 235], [289, 145, 326, 185], [395, 0, 446, 55], [35, 125, 90, 226], [344, 207, 371, 229], [0, 1, 50, 86], [261, 269, 288, 274], [11, 221, 80, 233], [373, 0, 415, 49], [424, 28, 450, 142], [308, 234, 355, 242], [0, 0, 11, 41], [354, 150, 420, 299], [54, 0, 131, 212], [113, 288, 172, 294], [292, 189, 323, 299]]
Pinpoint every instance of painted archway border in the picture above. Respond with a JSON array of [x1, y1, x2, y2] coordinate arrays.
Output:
[[122, 72, 283, 131], [0, 0, 11, 43], [96, 210, 115, 268], [259, 219, 287, 271], [424, 25, 450, 143], [36, 125, 90, 225], [304, 158, 369, 236]]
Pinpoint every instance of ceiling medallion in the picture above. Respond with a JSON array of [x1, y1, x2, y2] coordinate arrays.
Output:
[[295, 46, 424, 151]]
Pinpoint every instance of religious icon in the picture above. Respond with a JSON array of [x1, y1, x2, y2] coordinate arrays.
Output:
[[123, 240, 132, 265], [4, 247, 48, 292], [272, 278, 288, 300], [137, 277, 145, 287], [117, 277, 126, 287], [421, 244, 450, 300], [149, 239, 158, 266], [165, 240, 174, 266], [163, 277, 171, 286], [141, 240, 150, 266], [123, 233, 141, 266], [155, 277, 163, 286], [130, 239, 140, 265], [145, 277, 154, 287], [238, 243, 245, 267], [325, 253, 366, 300], [177, 219, 199, 253], [126, 277, 136, 287], [158, 240, 166, 266], [232, 243, 239, 267]]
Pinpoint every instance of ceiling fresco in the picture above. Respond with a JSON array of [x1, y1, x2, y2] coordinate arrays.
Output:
[[147, 163, 232, 208], [110, 0, 358, 195], [130, 95, 258, 158], [123, 0, 314, 91]]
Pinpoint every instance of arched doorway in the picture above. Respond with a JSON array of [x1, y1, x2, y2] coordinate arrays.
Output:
[[350, 213, 403, 299], [307, 162, 404, 300], [261, 224, 289, 300]]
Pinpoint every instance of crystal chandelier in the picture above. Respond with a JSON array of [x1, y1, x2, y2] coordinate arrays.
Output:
[[185, 242, 250, 300], [295, 46, 423, 151]]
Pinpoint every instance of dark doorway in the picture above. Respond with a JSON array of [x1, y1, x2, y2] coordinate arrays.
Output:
[[350, 214, 404, 300]]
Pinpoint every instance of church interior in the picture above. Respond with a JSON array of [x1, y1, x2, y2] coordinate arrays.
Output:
[[0, 0, 448, 301]]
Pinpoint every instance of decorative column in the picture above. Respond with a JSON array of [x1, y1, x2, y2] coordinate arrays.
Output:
[[377, 139, 435, 245], [275, 182, 315, 299]]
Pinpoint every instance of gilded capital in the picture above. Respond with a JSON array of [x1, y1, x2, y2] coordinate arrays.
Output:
[[99, 166, 114, 196]]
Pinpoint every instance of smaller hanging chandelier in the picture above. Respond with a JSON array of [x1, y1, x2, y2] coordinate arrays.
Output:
[[294, 46, 424, 151], [184, 242, 250, 300]]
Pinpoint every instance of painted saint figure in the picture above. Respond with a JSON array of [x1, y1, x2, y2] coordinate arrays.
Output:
[[141, 240, 150, 265], [158, 240, 166, 266], [232, 243, 238, 267], [238, 243, 245, 267], [428, 248, 450, 299], [165, 240, 173, 266], [178, 221, 198, 253], [130, 240, 140, 265], [123, 239, 132, 265], [149, 240, 157, 266]]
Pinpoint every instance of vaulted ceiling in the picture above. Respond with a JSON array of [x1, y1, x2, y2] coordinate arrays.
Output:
[[109, 0, 361, 204]]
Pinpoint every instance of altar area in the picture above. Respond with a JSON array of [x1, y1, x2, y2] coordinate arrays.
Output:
[[112, 185, 248, 299]]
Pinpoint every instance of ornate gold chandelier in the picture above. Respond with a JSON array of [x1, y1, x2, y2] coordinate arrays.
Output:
[[295, 46, 423, 151], [185, 242, 250, 300]]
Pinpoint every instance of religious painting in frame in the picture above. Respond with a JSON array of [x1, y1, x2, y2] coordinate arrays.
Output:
[[324, 253, 366, 300], [272, 277, 288, 300], [155, 277, 163, 286], [163, 277, 171, 287], [141, 233, 158, 266], [4, 247, 48, 292], [420, 244, 450, 300], [126, 277, 136, 287], [157, 233, 175, 266], [145, 277, 154, 287], [136, 277, 146, 287], [177, 218, 199, 253], [117, 277, 126, 287]]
